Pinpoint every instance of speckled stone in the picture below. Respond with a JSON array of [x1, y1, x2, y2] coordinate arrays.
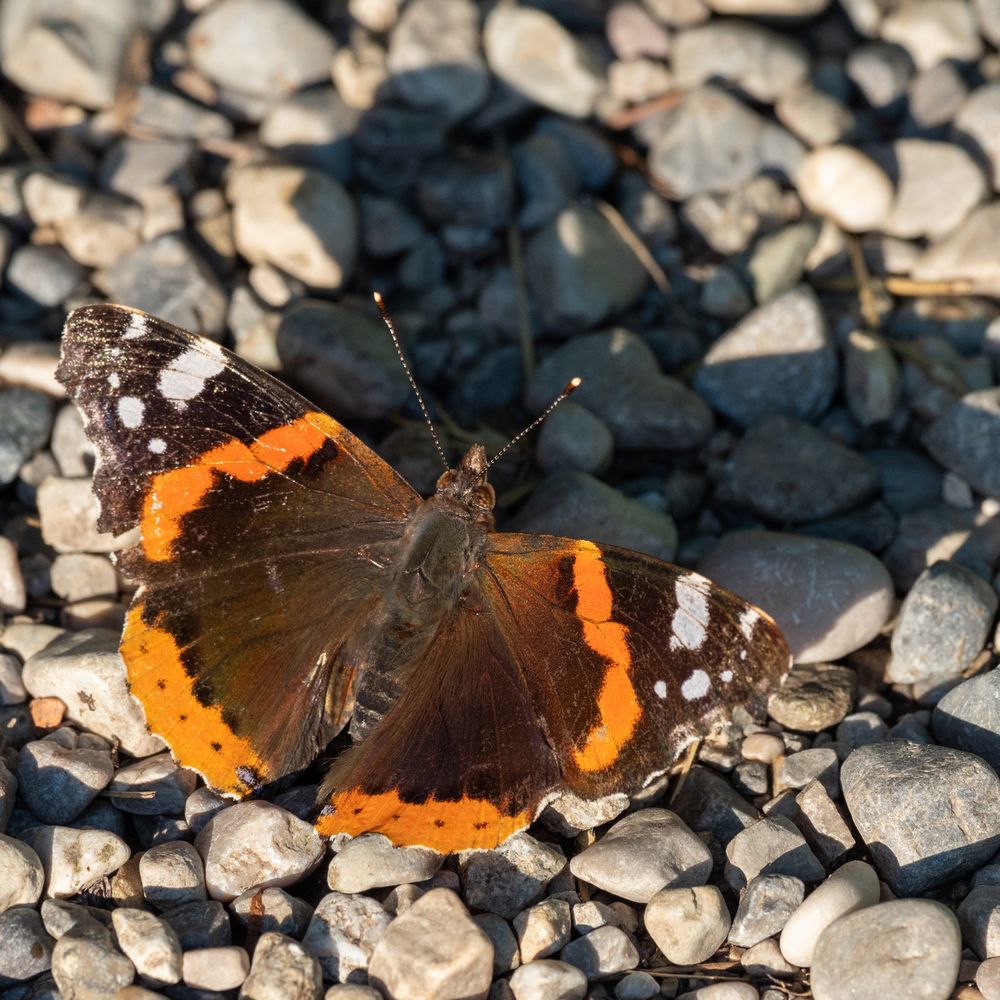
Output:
[[241, 932, 323, 1000], [111, 908, 182, 986], [301, 891, 391, 984], [327, 834, 441, 894], [20, 825, 130, 898]]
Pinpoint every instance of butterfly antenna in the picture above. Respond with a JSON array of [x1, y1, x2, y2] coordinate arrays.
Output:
[[374, 291, 449, 471], [486, 377, 582, 473]]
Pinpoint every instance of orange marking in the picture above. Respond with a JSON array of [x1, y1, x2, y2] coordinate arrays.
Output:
[[571, 540, 642, 772], [316, 787, 531, 852], [121, 602, 269, 795], [141, 412, 342, 561]]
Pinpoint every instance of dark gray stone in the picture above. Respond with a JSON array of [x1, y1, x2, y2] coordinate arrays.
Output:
[[957, 886, 1000, 959], [778, 748, 840, 798], [729, 874, 805, 948], [0, 907, 54, 987], [671, 765, 761, 846], [724, 816, 826, 891], [6, 244, 86, 308], [416, 150, 513, 228], [925, 389, 1000, 499], [933, 668, 1000, 772], [16, 740, 113, 824], [883, 503, 982, 591], [159, 901, 231, 950], [0, 388, 55, 487]]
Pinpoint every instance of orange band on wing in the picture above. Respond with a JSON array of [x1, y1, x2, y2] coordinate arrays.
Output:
[[571, 540, 642, 772], [141, 412, 342, 561], [316, 787, 531, 852], [121, 601, 268, 795]]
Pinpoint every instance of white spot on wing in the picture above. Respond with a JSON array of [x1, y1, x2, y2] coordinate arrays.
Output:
[[158, 343, 226, 409], [670, 574, 710, 651], [720, 669, 733, 683], [654, 680, 667, 699], [147, 438, 166, 454], [681, 669, 710, 701], [123, 313, 148, 338], [108, 373, 120, 389], [117, 396, 144, 429], [739, 608, 760, 641]]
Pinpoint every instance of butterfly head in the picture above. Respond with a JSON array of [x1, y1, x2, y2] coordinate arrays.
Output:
[[435, 444, 496, 515]]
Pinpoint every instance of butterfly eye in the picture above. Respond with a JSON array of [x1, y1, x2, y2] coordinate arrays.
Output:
[[470, 484, 495, 511], [436, 469, 458, 492]]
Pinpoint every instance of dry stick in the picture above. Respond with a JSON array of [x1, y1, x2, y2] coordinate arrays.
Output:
[[816, 275, 977, 297], [605, 89, 687, 130], [844, 233, 881, 331], [595, 199, 671, 295], [668, 738, 701, 804]]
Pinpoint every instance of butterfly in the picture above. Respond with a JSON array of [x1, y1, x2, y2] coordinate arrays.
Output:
[[56, 302, 791, 852]]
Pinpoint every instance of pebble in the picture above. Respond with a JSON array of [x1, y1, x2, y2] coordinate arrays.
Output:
[[110, 908, 182, 986], [842, 740, 1000, 894], [21, 629, 164, 757], [671, 765, 760, 846], [301, 891, 391, 984], [195, 801, 324, 902], [768, 663, 857, 732], [699, 531, 894, 663], [526, 328, 714, 452], [694, 285, 836, 427], [560, 925, 639, 980], [40, 899, 109, 940], [0, 906, 53, 986], [368, 888, 493, 1000], [776, 87, 856, 148], [569, 809, 711, 904], [716, 416, 880, 523], [641, 86, 804, 198], [795, 780, 855, 865], [6, 243, 86, 309], [933, 668, 1000, 772], [232, 885, 314, 939], [48, 554, 117, 603], [747, 218, 821, 304], [483, 4, 605, 118], [535, 401, 614, 477], [15, 738, 113, 824], [460, 833, 566, 920], [675, 985, 759, 1000], [240, 932, 323, 1000], [508, 959, 586, 1000], [835, 711, 890, 748], [615, 970, 660, 1000], [925, 389, 1000, 499], [725, 815, 825, 891], [0, 834, 43, 911], [140, 841, 207, 909], [810, 899, 961, 1000], [881, 0, 982, 70], [228, 164, 357, 290], [742, 732, 785, 764], [795, 145, 893, 232], [182, 945, 250, 991], [0, 537, 25, 615], [110, 753, 198, 816], [644, 885, 730, 964], [958, 886, 1000, 959], [0, 388, 55, 487], [883, 503, 983, 590], [474, 913, 519, 975], [846, 42, 913, 109], [911, 202, 1000, 298], [20, 825, 130, 898], [160, 900, 231, 950], [778, 748, 840, 797], [889, 561, 997, 683], [729, 874, 804, 948], [844, 328, 902, 427], [50, 926, 135, 998], [328, 834, 441, 894], [513, 898, 571, 962]]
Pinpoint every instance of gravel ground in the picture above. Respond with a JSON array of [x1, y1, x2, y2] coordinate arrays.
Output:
[[3, 1, 1000, 999]]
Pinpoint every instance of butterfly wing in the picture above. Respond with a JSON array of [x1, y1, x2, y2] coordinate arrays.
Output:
[[58, 304, 422, 795], [317, 531, 790, 851]]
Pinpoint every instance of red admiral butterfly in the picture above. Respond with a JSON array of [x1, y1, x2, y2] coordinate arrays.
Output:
[[57, 303, 790, 852]]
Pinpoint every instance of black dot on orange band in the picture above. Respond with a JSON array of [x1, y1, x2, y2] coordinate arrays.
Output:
[[211, 741, 222, 752], [434, 819, 445, 828], [156, 679, 166, 690]]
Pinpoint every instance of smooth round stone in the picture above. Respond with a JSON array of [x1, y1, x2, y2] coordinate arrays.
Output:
[[526, 328, 713, 452], [368, 889, 492, 1000], [51, 929, 135, 998], [694, 285, 836, 428], [327, 833, 441, 893], [20, 825, 130, 898], [195, 802, 323, 902], [232, 885, 314, 939], [535, 401, 614, 477], [140, 840, 207, 909], [615, 970, 660, 1000], [977, 956, 1000, 1000], [675, 984, 759, 1000], [509, 959, 587, 1000], [0, 906, 54, 986], [241, 932, 323, 1000], [569, 809, 711, 904], [49, 553, 117, 603], [109, 753, 197, 816], [795, 145, 893, 232], [0, 388, 55, 489], [846, 41, 913, 108], [888, 561, 997, 683], [958, 886, 1000, 958], [21, 629, 164, 757], [925, 389, 1000, 499], [0, 536, 24, 614], [0, 652, 26, 706], [188, 0, 335, 100], [881, 0, 981, 70], [768, 663, 857, 732], [670, 765, 760, 846], [811, 899, 960, 1000], [387, 0, 488, 122], [700, 531, 894, 664], [779, 748, 839, 797], [911, 202, 1000, 297], [742, 733, 785, 763], [513, 898, 571, 962], [183, 946, 250, 991], [955, 83, 1000, 189], [183, 786, 228, 835], [724, 816, 824, 892], [525, 206, 648, 331], [559, 925, 639, 980], [227, 164, 357, 290], [776, 87, 855, 148], [844, 329, 901, 428], [747, 218, 821, 304], [483, 4, 605, 118], [836, 712, 890, 749], [779, 861, 880, 967], [15, 739, 112, 825], [842, 741, 1000, 895], [473, 913, 519, 975], [882, 503, 981, 591], [715, 416, 879, 524], [0, 834, 43, 911], [933, 668, 1000, 772], [302, 890, 391, 984], [111, 908, 182, 986], [159, 900, 231, 950], [645, 885, 730, 964], [40, 899, 110, 941], [326, 986, 384, 1000], [729, 874, 804, 948]]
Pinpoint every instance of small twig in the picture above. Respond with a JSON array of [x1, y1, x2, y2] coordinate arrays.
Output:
[[845, 234, 880, 330], [595, 199, 671, 295], [816, 275, 977, 298], [102, 788, 157, 800], [668, 739, 700, 804], [605, 90, 686, 130]]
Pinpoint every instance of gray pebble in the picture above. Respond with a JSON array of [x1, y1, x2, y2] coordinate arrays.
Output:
[[37, 477, 124, 555], [513, 898, 570, 963], [955, 82, 1000, 189], [232, 885, 314, 940], [889, 561, 998, 683], [182, 945, 250, 991], [111, 908, 182, 987], [301, 891, 391, 984], [241, 932, 323, 1000], [0, 653, 26, 707], [40, 899, 109, 941], [725, 815, 825, 892], [957, 886, 1000, 959], [846, 42, 913, 108], [535, 401, 614, 477], [768, 663, 857, 733], [776, 87, 856, 148], [694, 285, 836, 428], [716, 417, 879, 524], [671, 764, 760, 846], [49, 554, 116, 603], [615, 970, 660, 1000], [51, 926, 135, 998], [835, 711, 890, 748], [513, 132, 580, 229], [359, 195, 423, 258], [747, 219, 821, 304], [559, 925, 639, 980], [842, 740, 1000, 894], [140, 840, 207, 909], [699, 531, 894, 663], [20, 824, 130, 898], [882, 503, 981, 591], [912, 202, 1000, 299], [183, 787, 231, 836], [0, 833, 43, 911], [845, 330, 902, 428], [109, 753, 196, 817], [644, 884, 730, 964], [160, 900, 231, 950], [778, 748, 840, 798], [570, 809, 711, 904], [810, 899, 960, 1000], [794, 780, 856, 866], [473, 913, 520, 975], [933, 667, 1000, 772], [729, 874, 805, 948], [460, 833, 566, 920], [0, 906, 54, 987], [0, 388, 54, 487], [16, 739, 113, 824], [327, 833, 440, 894], [509, 959, 586, 1000], [928, 391, 1000, 500], [6, 244, 86, 309]]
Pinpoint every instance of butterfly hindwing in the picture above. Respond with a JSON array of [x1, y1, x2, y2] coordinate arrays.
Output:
[[57, 304, 422, 794]]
